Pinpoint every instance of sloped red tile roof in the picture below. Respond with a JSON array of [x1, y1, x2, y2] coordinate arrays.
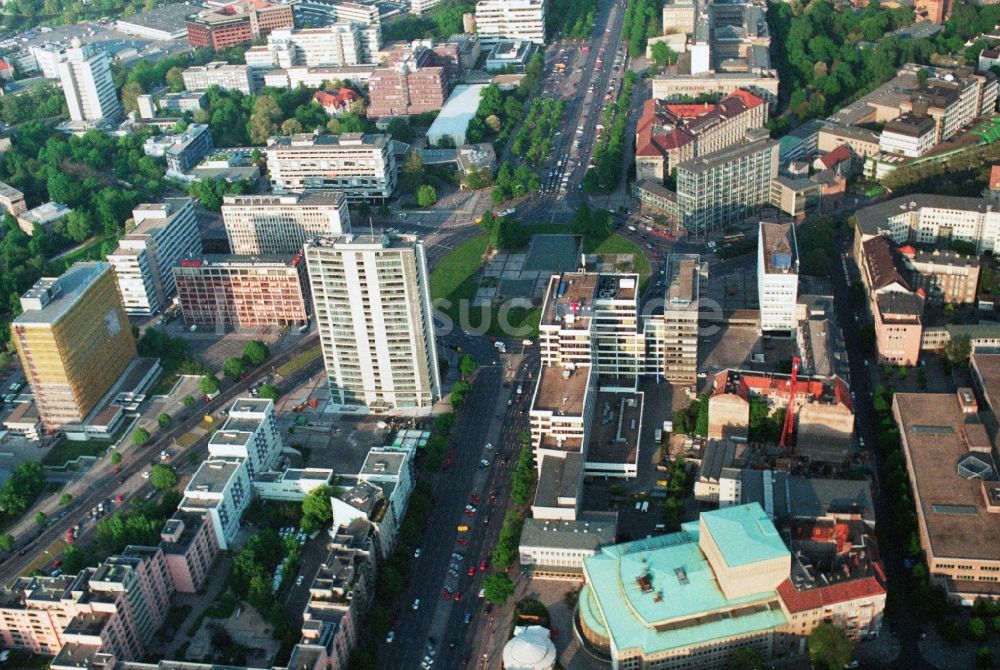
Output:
[[313, 89, 360, 108], [991, 165, 1000, 191], [778, 576, 886, 613], [635, 89, 763, 161], [820, 144, 853, 169]]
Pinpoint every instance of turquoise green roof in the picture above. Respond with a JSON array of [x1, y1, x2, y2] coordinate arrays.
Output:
[[581, 509, 789, 658], [700, 502, 788, 568]]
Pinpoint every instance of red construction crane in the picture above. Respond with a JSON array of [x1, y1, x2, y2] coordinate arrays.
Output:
[[779, 356, 801, 450]]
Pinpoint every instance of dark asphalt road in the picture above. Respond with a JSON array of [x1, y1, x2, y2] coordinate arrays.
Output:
[[0, 336, 320, 584]]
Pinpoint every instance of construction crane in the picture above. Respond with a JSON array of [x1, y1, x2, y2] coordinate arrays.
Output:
[[779, 356, 801, 450]]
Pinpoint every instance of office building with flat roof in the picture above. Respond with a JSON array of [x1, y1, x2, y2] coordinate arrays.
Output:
[[221, 192, 351, 255], [186, 0, 293, 50], [247, 25, 370, 69], [305, 234, 441, 414], [181, 61, 259, 95], [893, 389, 1000, 603], [675, 136, 779, 234], [179, 458, 252, 550], [16, 202, 72, 236], [656, 254, 703, 383], [266, 133, 397, 202], [12, 263, 137, 430], [757, 222, 799, 334], [474, 0, 547, 45], [208, 398, 282, 477], [578, 503, 885, 668], [159, 511, 218, 593], [367, 46, 452, 118], [173, 254, 312, 328], [518, 512, 618, 579], [108, 198, 201, 316], [57, 39, 122, 124]]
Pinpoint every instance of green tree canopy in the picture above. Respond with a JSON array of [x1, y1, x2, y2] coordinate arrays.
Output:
[[157, 413, 172, 429], [258, 383, 281, 401], [416, 184, 438, 207], [243, 340, 270, 365], [223, 357, 245, 378], [35, 512, 47, 526], [483, 572, 515, 604], [808, 623, 853, 670], [111, 452, 123, 465], [0, 533, 14, 551], [58, 493, 72, 506], [301, 483, 338, 532], [459, 354, 477, 378], [149, 464, 178, 491], [132, 427, 150, 446], [200, 375, 220, 395]]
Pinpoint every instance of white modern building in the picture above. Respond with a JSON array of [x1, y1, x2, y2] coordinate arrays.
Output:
[[304, 234, 441, 414], [330, 445, 414, 556], [426, 84, 487, 147], [108, 198, 201, 316], [655, 254, 703, 383], [757, 221, 799, 334], [207, 398, 283, 477], [57, 39, 122, 124], [474, 0, 547, 45], [325, 2, 382, 58], [246, 25, 369, 69], [410, 0, 445, 14], [853, 195, 1000, 255], [252, 468, 335, 501], [266, 133, 397, 202], [29, 42, 67, 78], [181, 62, 258, 95], [879, 113, 937, 158], [221, 192, 352, 255], [180, 458, 252, 550]]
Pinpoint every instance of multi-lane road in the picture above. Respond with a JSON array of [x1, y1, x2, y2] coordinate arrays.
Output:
[[0, 337, 322, 584], [383, 331, 538, 670]]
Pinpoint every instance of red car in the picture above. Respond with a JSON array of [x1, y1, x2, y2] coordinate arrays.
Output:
[[489, 490, 498, 501], [454, 591, 462, 602], [457, 537, 468, 545], [467, 566, 476, 576], [479, 560, 487, 572], [114, 494, 123, 504], [442, 589, 452, 600]]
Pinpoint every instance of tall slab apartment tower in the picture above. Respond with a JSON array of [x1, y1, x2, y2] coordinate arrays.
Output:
[[304, 233, 440, 415]]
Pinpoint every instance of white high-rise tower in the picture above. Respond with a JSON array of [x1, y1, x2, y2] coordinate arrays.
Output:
[[57, 38, 122, 123]]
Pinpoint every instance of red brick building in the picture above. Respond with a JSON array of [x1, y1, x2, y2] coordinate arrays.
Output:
[[186, 1, 293, 51], [173, 254, 311, 328], [367, 44, 453, 118]]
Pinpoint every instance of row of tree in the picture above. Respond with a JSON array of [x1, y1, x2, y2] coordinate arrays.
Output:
[[477, 210, 529, 251], [584, 71, 636, 193], [380, 0, 474, 42], [547, 0, 597, 40], [621, 0, 661, 57], [512, 97, 566, 165], [492, 161, 541, 204], [0, 461, 44, 521]]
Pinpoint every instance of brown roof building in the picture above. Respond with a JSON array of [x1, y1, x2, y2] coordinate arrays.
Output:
[[367, 44, 453, 118], [893, 389, 1000, 603], [186, 1, 293, 51], [635, 89, 767, 183]]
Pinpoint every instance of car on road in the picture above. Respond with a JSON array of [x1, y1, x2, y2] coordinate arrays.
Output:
[[464, 611, 473, 624], [480, 559, 487, 572], [490, 489, 498, 501], [385, 630, 395, 643], [295, 575, 304, 586], [412, 598, 421, 610], [451, 552, 464, 562], [414, 548, 421, 558], [480, 459, 490, 467], [442, 588, 451, 600], [467, 565, 476, 576], [141, 471, 150, 479], [454, 591, 462, 602]]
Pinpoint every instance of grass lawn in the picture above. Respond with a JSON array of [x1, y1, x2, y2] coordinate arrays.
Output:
[[430, 234, 490, 304], [430, 231, 653, 337], [48, 235, 108, 274], [43, 437, 112, 467], [276, 344, 323, 377]]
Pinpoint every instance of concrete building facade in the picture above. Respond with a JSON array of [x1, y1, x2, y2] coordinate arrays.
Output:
[[57, 39, 122, 124], [474, 0, 547, 45], [108, 198, 201, 316], [304, 234, 441, 414], [757, 222, 799, 334], [266, 133, 397, 202], [11, 263, 137, 431], [221, 192, 351, 255], [675, 136, 779, 234], [173, 254, 312, 328]]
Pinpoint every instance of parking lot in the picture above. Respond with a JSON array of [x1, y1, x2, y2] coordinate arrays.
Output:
[[2, 20, 191, 67]]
